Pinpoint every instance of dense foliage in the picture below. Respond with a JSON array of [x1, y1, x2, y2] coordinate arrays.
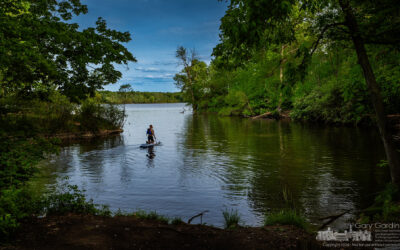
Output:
[[175, 2, 400, 124]]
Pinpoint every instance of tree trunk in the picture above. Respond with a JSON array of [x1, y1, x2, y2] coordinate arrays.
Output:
[[186, 70, 196, 111], [339, 0, 400, 186], [278, 44, 286, 113]]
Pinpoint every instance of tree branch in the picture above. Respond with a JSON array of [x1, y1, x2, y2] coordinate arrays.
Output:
[[187, 210, 209, 224], [310, 22, 347, 57]]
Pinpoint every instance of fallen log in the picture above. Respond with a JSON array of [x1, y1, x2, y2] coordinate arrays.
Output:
[[251, 111, 290, 120], [251, 112, 273, 120]]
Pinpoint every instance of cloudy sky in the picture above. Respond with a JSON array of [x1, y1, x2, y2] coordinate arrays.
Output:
[[72, 0, 228, 92]]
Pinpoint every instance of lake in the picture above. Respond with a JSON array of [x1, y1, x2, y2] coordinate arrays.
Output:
[[40, 103, 389, 229]]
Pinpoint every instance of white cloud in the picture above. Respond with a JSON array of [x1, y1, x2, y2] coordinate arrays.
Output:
[[135, 67, 161, 72]]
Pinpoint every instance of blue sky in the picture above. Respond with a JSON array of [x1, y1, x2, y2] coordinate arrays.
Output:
[[72, 0, 228, 92]]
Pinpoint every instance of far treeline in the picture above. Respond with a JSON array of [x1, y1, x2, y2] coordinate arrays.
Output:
[[99, 89, 183, 104], [173, 0, 400, 186]]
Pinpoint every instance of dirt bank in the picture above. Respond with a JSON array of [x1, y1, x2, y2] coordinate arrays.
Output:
[[3, 214, 324, 250]]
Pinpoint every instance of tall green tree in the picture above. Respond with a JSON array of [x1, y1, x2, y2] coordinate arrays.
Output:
[[174, 46, 208, 110], [0, 0, 136, 101], [334, 0, 400, 186]]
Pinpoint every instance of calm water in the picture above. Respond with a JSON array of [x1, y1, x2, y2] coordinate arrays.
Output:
[[41, 103, 389, 228]]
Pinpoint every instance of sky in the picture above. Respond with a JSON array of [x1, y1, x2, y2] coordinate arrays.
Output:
[[72, 0, 228, 92]]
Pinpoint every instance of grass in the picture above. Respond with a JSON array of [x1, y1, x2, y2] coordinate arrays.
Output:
[[222, 209, 241, 229], [113, 209, 185, 225], [264, 210, 309, 231], [130, 210, 169, 224]]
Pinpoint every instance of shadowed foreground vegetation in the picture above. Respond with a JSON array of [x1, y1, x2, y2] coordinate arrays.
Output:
[[4, 214, 323, 250], [0, 92, 126, 241], [1, 182, 324, 248]]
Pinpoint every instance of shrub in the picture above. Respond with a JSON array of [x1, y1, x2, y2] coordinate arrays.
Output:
[[77, 99, 104, 132], [291, 83, 345, 123], [222, 209, 241, 229], [35, 91, 76, 133], [102, 104, 126, 129], [77, 99, 126, 132], [0, 188, 40, 240], [40, 184, 111, 217]]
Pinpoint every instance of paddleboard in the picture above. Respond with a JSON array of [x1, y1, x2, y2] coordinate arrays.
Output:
[[140, 142, 162, 148]]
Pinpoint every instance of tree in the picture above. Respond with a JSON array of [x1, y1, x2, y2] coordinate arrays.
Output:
[[0, 0, 136, 102], [335, 0, 400, 186], [118, 84, 133, 103], [119, 84, 133, 93], [174, 46, 208, 110], [300, 0, 400, 185]]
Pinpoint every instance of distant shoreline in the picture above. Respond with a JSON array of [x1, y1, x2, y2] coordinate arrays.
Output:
[[98, 91, 183, 104]]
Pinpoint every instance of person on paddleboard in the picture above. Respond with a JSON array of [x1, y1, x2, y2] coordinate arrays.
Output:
[[146, 125, 156, 144]]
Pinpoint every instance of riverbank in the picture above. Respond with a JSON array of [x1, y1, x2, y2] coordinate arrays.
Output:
[[3, 214, 323, 250], [46, 129, 123, 140], [248, 111, 400, 140]]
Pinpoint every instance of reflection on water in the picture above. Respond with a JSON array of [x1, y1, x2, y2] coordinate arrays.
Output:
[[42, 103, 389, 228]]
